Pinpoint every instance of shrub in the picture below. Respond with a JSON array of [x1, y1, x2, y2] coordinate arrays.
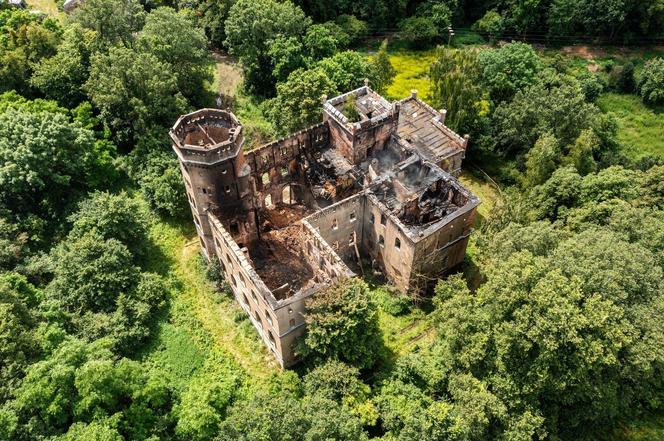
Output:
[[472, 10, 504, 43], [577, 71, 606, 102], [609, 61, 635, 92], [637, 57, 664, 104]]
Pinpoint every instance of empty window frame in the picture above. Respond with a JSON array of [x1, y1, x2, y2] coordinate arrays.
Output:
[[380, 214, 386, 225], [395, 237, 401, 249], [379, 235, 385, 247]]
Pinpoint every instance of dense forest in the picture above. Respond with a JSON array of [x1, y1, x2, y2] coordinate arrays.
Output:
[[1, 0, 663, 440]]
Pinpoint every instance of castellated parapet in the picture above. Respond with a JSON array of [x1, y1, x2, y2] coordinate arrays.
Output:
[[170, 85, 479, 367]]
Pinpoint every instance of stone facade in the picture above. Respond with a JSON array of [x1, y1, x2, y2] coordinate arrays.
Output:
[[170, 85, 480, 367]]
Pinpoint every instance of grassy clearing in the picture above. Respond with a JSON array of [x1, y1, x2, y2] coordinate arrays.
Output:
[[144, 220, 281, 384], [25, 0, 61, 18], [385, 50, 438, 103], [597, 93, 664, 159], [211, 56, 275, 149], [458, 168, 502, 227]]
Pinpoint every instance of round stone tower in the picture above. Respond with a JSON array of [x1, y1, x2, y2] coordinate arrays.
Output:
[[170, 108, 252, 258]]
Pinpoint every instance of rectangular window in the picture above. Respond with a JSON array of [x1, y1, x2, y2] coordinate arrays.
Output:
[[349, 212, 356, 222], [370, 213, 375, 224], [395, 237, 401, 250], [380, 214, 386, 226], [379, 235, 385, 247]]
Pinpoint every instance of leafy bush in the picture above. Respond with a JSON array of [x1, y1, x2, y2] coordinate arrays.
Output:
[[472, 10, 504, 43], [637, 57, 664, 104], [609, 61, 636, 92], [577, 71, 606, 102]]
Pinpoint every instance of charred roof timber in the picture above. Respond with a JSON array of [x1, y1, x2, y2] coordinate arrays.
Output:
[[171, 83, 479, 367]]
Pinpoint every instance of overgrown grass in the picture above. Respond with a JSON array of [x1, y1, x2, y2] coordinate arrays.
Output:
[[612, 412, 664, 441], [458, 168, 502, 226], [25, 0, 61, 18], [385, 50, 438, 103], [597, 93, 664, 159], [143, 220, 282, 388], [211, 57, 275, 149]]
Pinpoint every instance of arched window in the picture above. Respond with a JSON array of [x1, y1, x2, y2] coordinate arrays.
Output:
[[265, 193, 274, 209], [282, 185, 294, 204]]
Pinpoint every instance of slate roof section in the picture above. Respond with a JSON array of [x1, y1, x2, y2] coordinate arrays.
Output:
[[396, 97, 466, 164]]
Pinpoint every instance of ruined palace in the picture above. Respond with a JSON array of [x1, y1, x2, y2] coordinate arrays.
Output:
[[170, 84, 480, 367]]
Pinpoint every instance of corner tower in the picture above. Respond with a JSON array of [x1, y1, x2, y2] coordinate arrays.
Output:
[[323, 81, 400, 165], [170, 109, 251, 258]]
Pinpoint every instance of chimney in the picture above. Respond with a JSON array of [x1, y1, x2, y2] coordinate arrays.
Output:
[[410, 89, 417, 99], [364, 78, 369, 88], [440, 109, 447, 125], [463, 134, 470, 149]]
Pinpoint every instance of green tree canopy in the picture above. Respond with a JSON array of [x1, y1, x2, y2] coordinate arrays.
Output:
[[136, 7, 211, 105], [224, 0, 310, 96], [267, 67, 336, 134], [298, 278, 382, 370], [430, 47, 489, 136], [7, 338, 173, 440], [30, 24, 96, 108], [316, 50, 374, 92], [478, 42, 542, 102], [67, 191, 149, 259], [217, 392, 368, 441], [492, 82, 617, 155], [370, 40, 396, 94], [85, 46, 187, 145], [0, 108, 106, 219], [46, 231, 166, 354], [0, 272, 41, 402], [71, 0, 145, 45], [637, 57, 664, 105], [0, 9, 61, 95]]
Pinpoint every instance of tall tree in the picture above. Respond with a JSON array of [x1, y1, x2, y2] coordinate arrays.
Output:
[[370, 40, 396, 94], [71, 0, 145, 45], [267, 67, 336, 134], [430, 48, 489, 136], [224, 0, 310, 96], [85, 46, 187, 145], [136, 7, 212, 105], [297, 278, 382, 370], [478, 42, 543, 102]]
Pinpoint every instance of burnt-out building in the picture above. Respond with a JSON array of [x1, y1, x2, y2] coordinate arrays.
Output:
[[170, 84, 480, 367]]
